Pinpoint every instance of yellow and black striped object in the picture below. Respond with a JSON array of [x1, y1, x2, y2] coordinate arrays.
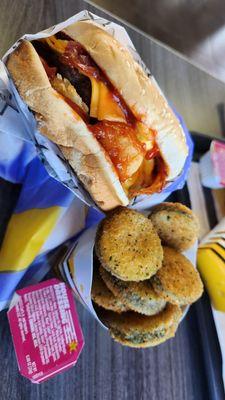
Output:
[[198, 218, 225, 311]]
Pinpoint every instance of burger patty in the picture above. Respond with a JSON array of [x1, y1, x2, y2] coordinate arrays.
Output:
[[33, 40, 92, 108]]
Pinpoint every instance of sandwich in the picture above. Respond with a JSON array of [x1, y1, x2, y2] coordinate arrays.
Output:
[[7, 21, 188, 210]]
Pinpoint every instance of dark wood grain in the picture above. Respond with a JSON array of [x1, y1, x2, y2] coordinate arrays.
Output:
[[0, 1, 225, 399]]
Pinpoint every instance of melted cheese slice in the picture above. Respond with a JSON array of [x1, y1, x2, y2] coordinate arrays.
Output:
[[90, 77, 126, 122], [90, 77, 100, 117], [43, 36, 68, 54]]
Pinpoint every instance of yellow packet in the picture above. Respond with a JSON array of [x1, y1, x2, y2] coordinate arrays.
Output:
[[198, 218, 225, 311]]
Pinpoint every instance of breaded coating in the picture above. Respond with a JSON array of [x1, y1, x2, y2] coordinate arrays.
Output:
[[151, 247, 203, 305], [99, 303, 181, 348], [100, 265, 166, 316], [149, 202, 199, 251], [95, 207, 163, 281], [91, 268, 129, 313]]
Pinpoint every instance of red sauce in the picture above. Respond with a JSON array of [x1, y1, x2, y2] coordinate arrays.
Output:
[[40, 57, 57, 80], [60, 41, 136, 125], [90, 121, 145, 182]]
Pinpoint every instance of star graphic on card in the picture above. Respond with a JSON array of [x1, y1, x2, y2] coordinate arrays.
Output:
[[68, 341, 78, 352]]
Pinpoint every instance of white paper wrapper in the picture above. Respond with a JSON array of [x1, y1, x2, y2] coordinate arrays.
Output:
[[58, 210, 198, 329], [0, 10, 192, 212]]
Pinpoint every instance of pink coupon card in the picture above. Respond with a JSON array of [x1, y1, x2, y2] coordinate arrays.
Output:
[[211, 140, 225, 186], [7, 279, 84, 383]]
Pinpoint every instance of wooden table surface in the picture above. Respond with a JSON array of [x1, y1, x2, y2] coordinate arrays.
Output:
[[0, 1, 225, 399]]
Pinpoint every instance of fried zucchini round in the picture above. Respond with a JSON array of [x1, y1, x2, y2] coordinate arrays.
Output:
[[100, 265, 166, 316], [95, 207, 163, 281], [151, 247, 203, 305], [91, 268, 129, 313], [99, 303, 181, 348], [149, 202, 199, 251]]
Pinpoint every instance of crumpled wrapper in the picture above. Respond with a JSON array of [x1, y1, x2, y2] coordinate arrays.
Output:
[[1, 9, 193, 212]]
